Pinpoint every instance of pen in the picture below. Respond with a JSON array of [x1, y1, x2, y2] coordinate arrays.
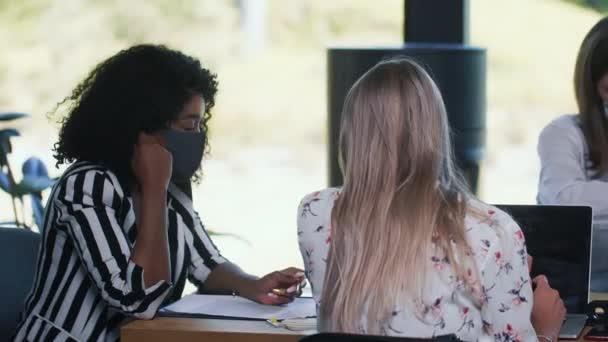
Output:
[[272, 277, 307, 296], [272, 283, 302, 296], [272, 288, 287, 296]]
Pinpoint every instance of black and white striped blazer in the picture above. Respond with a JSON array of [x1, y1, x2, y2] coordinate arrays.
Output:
[[13, 162, 226, 341]]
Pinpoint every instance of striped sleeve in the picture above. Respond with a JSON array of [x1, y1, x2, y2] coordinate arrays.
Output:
[[186, 211, 227, 286], [54, 169, 171, 320], [167, 184, 226, 287]]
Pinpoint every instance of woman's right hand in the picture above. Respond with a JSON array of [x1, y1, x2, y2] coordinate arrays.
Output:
[[132, 132, 172, 191], [531, 275, 566, 341]]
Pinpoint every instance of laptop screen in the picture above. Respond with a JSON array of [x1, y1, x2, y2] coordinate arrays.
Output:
[[495, 205, 591, 314]]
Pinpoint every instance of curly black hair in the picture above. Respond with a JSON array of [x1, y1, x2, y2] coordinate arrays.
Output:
[[53, 44, 218, 186]]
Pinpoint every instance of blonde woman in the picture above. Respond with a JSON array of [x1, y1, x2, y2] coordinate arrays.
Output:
[[298, 58, 565, 341], [537, 17, 608, 291]]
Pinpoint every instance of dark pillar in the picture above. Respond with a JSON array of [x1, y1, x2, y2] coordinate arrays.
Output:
[[327, 0, 486, 194], [404, 0, 469, 44]]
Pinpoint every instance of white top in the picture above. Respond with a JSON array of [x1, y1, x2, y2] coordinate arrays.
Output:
[[297, 188, 536, 341], [537, 115, 608, 283]]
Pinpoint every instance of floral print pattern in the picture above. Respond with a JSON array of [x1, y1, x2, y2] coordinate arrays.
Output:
[[297, 188, 537, 342]]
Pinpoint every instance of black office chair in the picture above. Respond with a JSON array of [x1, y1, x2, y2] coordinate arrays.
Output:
[[300, 333, 461, 342], [0, 227, 40, 341]]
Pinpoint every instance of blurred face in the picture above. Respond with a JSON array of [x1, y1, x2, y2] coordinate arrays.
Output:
[[170, 94, 204, 132], [597, 72, 608, 104]]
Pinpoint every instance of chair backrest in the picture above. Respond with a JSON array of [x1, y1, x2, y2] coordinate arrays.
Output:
[[0, 227, 40, 340], [300, 333, 461, 342]]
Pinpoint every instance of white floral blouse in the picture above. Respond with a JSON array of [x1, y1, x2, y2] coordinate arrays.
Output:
[[297, 188, 537, 342]]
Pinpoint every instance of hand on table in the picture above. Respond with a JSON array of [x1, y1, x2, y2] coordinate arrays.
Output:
[[245, 267, 306, 305]]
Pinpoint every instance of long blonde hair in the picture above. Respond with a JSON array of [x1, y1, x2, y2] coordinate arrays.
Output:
[[320, 58, 473, 334]]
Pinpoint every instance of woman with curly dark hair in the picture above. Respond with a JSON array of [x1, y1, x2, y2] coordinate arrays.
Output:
[[13, 44, 304, 342]]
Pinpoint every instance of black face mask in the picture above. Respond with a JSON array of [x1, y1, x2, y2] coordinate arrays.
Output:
[[160, 130, 205, 183]]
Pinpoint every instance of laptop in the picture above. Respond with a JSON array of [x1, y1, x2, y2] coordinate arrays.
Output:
[[495, 205, 592, 340]]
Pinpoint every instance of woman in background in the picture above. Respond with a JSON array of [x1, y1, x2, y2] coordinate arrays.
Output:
[[14, 44, 303, 342], [537, 17, 608, 291], [298, 58, 565, 341]]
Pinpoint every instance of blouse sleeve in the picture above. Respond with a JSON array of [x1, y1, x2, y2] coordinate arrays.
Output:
[[480, 211, 537, 341], [185, 211, 227, 286], [538, 119, 608, 217], [55, 169, 171, 320], [297, 190, 336, 307]]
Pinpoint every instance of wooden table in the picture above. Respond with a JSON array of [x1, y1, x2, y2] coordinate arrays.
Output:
[[122, 317, 595, 342], [123, 290, 608, 342], [122, 317, 311, 342]]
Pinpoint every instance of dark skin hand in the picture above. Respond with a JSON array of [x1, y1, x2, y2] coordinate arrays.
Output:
[[203, 263, 305, 305], [131, 133, 172, 287]]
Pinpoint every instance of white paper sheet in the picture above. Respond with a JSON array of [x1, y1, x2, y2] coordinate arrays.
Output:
[[162, 294, 316, 320]]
